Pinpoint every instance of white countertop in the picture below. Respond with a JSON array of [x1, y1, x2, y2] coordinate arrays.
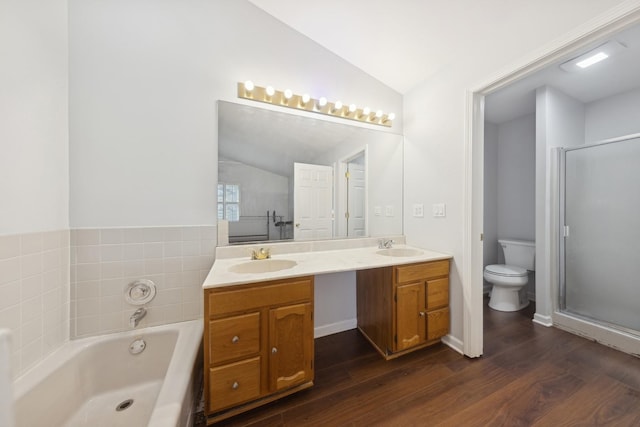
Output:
[[203, 242, 452, 289]]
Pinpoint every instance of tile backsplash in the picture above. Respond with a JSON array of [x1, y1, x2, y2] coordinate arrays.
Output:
[[0, 230, 70, 378], [70, 226, 215, 338]]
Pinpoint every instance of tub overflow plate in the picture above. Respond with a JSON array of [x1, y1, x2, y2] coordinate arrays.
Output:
[[129, 338, 146, 355]]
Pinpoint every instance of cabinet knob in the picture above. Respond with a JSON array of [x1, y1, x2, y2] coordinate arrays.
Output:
[[231, 335, 239, 344], [419, 311, 426, 317], [271, 347, 278, 354], [231, 381, 239, 390]]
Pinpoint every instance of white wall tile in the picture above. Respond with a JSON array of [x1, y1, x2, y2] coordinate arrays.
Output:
[[0, 258, 20, 285], [100, 228, 123, 244], [20, 233, 43, 255], [20, 253, 43, 277], [76, 245, 100, 263], [0, 281, 20, 310], [0, 235, 20, 259], [70, 226, 208, 338]]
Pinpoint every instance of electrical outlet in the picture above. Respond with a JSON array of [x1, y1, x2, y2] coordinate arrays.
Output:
[[432, 203, 446, 217], [412, 203, 424, 217]]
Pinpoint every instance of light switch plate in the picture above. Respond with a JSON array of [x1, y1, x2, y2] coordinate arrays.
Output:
[[374, 206, 382, 216], [412, 203, 424, 217], [385, 205, 394, 217], [432, 203, 446, 217]]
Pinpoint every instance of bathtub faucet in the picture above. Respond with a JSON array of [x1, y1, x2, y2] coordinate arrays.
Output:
[[129, 307, 147, 328]]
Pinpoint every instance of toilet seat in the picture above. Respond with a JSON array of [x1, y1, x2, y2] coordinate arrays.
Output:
[[484, 264, 527, 277]]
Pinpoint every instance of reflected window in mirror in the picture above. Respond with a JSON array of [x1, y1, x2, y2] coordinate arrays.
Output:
[[217, 183, 240, 222]]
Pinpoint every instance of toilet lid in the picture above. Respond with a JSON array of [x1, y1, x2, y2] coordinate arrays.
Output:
[[485, 264, 527, 277]]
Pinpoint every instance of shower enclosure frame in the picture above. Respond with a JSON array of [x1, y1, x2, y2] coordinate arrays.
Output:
[[554, 134, 640, 357]]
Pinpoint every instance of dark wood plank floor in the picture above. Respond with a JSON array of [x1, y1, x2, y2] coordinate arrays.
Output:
[[197, 298, 640, 426]]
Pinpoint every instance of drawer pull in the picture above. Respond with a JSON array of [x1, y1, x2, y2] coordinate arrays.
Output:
[[231, 381, 239, 390], [231, 335, 239, 344], [271, 347, 278, 354], [419, 311, 426, 317]]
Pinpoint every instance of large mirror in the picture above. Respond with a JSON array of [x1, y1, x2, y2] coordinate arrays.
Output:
[[217, 101, 403, 245]]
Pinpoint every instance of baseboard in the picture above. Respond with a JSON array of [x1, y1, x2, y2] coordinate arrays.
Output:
[[314, 318, 357, 338], [532, 313, 553, 327], [441, 334, 464, 355]]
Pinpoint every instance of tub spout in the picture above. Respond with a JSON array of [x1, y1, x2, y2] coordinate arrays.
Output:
[[129, 307, 147, 328]]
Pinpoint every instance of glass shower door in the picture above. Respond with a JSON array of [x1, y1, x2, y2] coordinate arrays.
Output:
[[562, 136, 640, 335]]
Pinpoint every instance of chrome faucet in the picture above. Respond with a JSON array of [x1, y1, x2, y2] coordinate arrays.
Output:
[[129, 307, 147, 328], [378, 239, 394, 249]]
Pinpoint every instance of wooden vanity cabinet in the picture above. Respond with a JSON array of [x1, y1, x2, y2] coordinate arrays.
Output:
[[204, 276, 314, 423], [356, 259, 450, 359]]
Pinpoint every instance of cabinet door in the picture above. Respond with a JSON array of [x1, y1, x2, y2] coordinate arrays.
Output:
[[427, 307, 450, 341], [269, 303, 314, 392], [396, 282, 426, 351]]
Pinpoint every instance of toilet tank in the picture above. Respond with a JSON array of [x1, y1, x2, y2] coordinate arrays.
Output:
[[498, 239, 535, 270]]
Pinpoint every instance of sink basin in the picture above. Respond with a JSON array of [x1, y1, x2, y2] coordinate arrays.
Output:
[[229, 259, 298, 274], [376, 248, 423, 257]]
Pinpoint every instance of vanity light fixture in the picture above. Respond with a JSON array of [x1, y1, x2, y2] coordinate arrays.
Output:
[[236, 81, 394, 127]]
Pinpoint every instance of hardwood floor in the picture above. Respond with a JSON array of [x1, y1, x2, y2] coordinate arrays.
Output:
[[201, 298, 640, 426]]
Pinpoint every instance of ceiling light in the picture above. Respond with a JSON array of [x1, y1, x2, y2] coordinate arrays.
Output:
[[560, 40, 626, 72], [576, 52, 609, 68]]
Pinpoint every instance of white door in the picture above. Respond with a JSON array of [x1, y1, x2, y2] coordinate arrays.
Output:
[[294, 163, 334, 240], [347, 161, 366, 237]]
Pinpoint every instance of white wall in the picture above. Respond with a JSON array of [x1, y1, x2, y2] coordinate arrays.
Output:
[[497, 114, 536, 242], [68, 0, 402, 336], [403, 0, 624, 344], [68, 0, 403, 228], [585, 87, 640, 143], [0, 0, 70, 377], [535, 86, 585, 320], [0, 0, 69, 235]]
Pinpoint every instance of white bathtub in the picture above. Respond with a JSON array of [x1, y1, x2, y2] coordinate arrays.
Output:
[[13, 320, 203, 427]]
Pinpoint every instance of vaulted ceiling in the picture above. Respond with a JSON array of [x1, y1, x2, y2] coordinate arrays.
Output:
[[248, 0, 630, 96]]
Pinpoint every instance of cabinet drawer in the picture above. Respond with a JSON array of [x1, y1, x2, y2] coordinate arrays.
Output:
[[427, 307, 450, 341], [395, 260, 449, 284], [209, 312, 260, 365], [209, 357, 261, 412], [209, 277, 313, 316], [427, 278, 449, 310]]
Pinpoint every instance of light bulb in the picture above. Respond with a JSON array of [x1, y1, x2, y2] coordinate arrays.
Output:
[[362, 107, 371, 116], [375, 110, 383, 119], [334, 101, 343, 111], [284, 89, 293, 99], [244, 80, 254, 92], [301, 93, 311, 105], [349, 104, 357, 113], [318, 97, 327, 108], [387, 113, 396, 121], [266, 86, 275, 97]]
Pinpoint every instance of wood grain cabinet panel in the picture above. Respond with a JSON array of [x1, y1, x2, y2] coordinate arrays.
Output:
[[209, 312, 260, 365], [357, 259, 450, 360], [209, 357, 261, 412], [204, 276, 314, 423]]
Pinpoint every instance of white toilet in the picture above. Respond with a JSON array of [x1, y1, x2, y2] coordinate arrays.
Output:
[[484, 239, 535, 312]]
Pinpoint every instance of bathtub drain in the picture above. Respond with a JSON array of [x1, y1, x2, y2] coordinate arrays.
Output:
[[116, 399, 134, 412]]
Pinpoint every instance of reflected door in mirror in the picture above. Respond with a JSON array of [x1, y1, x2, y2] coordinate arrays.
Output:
[[294, 163, 333, 240]]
